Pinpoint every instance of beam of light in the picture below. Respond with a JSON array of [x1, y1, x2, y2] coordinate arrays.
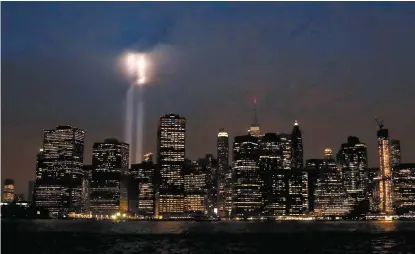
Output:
[[123, 51, 150, 164], [135, 85, 144, 163], [125, 85, 135, 166]]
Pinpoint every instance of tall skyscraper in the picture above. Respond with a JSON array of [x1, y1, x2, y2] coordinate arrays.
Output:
[[130, 161, 156, 218], [291, 121, 303, 169], [305, 159, 324, 212], [217, 128, 230, 217], [259, 133, 284, 216], [287, 169, 309, 215], [390, 140, 401, 168], [157, 113, 186, 218], [248, 99, 261, 137], [232, 135, 263, 218], [3, 179, 15, 203], [278, 133, 292, 170], [393, 163, 415, 215], [217, 129, 229, 168], [90, 138, 129, 216], [337, 136, 368, 201], [377, 123, 393, 214], [314, 156, 348, 216], [34, 126, 85, 216]]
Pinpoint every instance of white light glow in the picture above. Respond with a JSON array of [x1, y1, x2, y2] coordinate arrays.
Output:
[[123, 51, 149, 165], [218, 132, 228, 137], [125, 52, 147, 86]]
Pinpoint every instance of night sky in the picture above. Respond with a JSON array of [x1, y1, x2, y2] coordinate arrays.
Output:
[[2, 2, 415, 196]]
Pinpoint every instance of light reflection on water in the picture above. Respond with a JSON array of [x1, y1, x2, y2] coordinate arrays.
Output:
[[3, 220, 415, 254]]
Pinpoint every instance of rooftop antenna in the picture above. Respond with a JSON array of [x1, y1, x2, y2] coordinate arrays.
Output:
[[253, 98, 258, 125]]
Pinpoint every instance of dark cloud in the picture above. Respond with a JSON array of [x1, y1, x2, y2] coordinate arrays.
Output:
[[2, 2, 415, 195]]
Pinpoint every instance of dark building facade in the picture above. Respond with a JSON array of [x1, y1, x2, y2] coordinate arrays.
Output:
[[291, 121, 303, 169], [337, 136, 368, 202], [89, 139, 129, 216], [305, 159, 324, 212], [130, 161, 156, 217], [34, 126, 85, 217], [197, 154, 218, 215], [157, 113, 186, 218], [82, 165, 93, 213], [28, 181, 35, 203]]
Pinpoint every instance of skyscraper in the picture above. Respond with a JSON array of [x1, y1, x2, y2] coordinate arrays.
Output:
[[217, 128, 230, 217], [337, 136, 368, 201], [34, 126, 85, 216], [90, 138, 129, 216], [291, 121, 303, 169], [217, 129, 229, 168], [232, 135, 263, 218], [305, 159, 324, 212], [184, 160, 207, 215], [314, 155, 348, 216], [278, 133, 292, 170], [3, 179, 15, 203], [259, 133, 284, 216], [157, 113, 186, 218], [248, 99, 261, 137], [393, 163, 415, 215], [287, 169, 309, 215], [377, 124, 393, 214], [130, 161, 156, 218], [390, 140, 401, 169]]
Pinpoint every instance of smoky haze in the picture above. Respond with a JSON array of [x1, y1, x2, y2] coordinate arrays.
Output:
[[2, 2, 415, 195]]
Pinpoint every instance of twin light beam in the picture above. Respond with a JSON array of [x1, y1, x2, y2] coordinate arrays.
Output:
[[124, 52, 148, 165]]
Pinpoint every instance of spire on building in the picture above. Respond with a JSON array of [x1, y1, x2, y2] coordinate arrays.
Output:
[[253, 98, 258, 125], [291, 119, 303, 169], [248, 98, 261, 137]]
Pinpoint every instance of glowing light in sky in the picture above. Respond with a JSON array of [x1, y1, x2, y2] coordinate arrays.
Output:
[[125, 52, 147, 86], [123, 51, 149, 165]]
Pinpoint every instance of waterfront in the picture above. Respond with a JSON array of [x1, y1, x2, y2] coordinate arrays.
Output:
[[3, 220, 415, 253]]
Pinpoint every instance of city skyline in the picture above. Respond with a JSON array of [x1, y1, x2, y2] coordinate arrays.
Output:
[[3, 2, 415, 195]]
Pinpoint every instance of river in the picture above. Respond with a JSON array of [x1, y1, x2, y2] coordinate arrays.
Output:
[[3, 220, 415, 253]]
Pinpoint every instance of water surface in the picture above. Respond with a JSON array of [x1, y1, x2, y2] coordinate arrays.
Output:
[[3, 220, 415, 253]]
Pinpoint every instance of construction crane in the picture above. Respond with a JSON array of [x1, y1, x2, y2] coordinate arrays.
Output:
[[375, 116, 384, 130]]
